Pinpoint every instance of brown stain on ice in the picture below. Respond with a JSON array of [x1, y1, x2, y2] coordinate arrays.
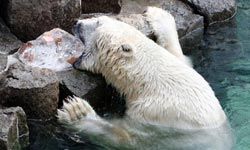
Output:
[[18, 42, 33, 54], [55, 38, 62, 46], [23, 52, 34, 62], [67, 56, 79, 64]]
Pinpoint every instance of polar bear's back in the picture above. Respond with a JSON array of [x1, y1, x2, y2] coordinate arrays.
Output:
[[125, 45, 227, 129]]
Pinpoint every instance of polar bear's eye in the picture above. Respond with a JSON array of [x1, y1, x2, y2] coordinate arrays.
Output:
[[121, 44, 132, 52]]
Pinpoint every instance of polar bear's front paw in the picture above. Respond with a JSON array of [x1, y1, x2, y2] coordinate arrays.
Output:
[[57, 96, 98, 124]]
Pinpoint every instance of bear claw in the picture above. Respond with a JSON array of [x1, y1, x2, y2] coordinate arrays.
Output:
[[57, 96, 97, 124]]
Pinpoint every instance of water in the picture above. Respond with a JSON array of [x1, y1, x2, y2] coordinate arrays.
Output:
[[28, 0, 250, 149], [191, 0, 250, 149]]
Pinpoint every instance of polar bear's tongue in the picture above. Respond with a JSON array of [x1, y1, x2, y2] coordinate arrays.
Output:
[[16, 28, 85, 72]]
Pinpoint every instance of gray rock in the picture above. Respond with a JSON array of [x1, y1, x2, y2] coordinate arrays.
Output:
[[0, 107, 29, 150], [120, 0, 204, 39], [82, 0, 122, 14], [1, 0, 81, 41], [184, 0, 236, 24], [0, 62, 59, 120], [57, 70, 105, 99], [0, 18, 22, 55], [0, 54, 7, 72]]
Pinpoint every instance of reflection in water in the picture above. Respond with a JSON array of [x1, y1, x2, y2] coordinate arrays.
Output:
[[28, 0, 250, 149]]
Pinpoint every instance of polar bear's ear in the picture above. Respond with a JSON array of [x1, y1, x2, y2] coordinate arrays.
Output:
[[121, 44, 132, 52], [120, 44, 134, 57]]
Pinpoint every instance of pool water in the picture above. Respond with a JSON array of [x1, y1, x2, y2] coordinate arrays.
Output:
[[191, 0, 250, 149], [28, 0, 250, 149]]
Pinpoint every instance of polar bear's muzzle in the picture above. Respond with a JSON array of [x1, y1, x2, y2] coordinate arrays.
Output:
[[73, 55, 83, 70]]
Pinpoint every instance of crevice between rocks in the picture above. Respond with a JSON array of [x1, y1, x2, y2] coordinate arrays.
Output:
[[179, 0, 209, 28]]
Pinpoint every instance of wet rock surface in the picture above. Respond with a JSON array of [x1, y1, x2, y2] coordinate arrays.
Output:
[[0, 62, 59, 120], [0, 18, 22, 55], [82, 0, 122, 14], [183, 0, 236, 24], [1, 0, 81, 41], [0, 107, 29, 150]]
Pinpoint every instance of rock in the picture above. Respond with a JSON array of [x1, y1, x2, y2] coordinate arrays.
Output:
[[57, 69, 125, 116], [0, 107, 29, 150], [82, 0, 122, 14], [16, 28, 84, 72], [0, 18, 22, 55], [0, 54, 7, 72], [183, 0, 236, 24], [0, 62, 59, 120], [1, 0, 81, 41], [57, 70, 108, 111], [57, 70, 105, 99]]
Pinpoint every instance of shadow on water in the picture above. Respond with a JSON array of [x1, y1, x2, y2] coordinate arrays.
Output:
[[28, 0, 250, 149]]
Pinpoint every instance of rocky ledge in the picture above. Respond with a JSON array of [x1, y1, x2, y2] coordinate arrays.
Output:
[[0, 0, 236, 149]]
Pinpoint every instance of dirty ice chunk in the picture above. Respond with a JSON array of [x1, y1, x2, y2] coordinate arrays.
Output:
[[17, 28, 85, 72]]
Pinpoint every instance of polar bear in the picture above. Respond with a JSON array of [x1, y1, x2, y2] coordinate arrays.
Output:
[[76, 7, 192, 67], [57, 7, 231, 149]]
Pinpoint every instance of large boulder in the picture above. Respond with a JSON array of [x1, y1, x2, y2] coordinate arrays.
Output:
[[0, 62, 59, 120], [183, 0, 236, 25], [57, 70, 105, 100], [0, 18, 22, 55], [82, 0, 122, 14], [1, 0, 81, 41], [0, 107, 29, 150]]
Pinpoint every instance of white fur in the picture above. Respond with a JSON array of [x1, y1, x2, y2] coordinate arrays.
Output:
[[64, 14, 227, 130]]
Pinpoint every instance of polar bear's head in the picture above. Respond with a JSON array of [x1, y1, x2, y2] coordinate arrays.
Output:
[[73, 16, 148, 74]]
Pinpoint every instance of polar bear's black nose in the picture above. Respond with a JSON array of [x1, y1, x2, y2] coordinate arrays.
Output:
[[73, 54, 83, 70]]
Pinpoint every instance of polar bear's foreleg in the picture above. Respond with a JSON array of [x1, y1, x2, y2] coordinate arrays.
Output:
[[144, 7, 193, 67], [57, 96, 131, 143]]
